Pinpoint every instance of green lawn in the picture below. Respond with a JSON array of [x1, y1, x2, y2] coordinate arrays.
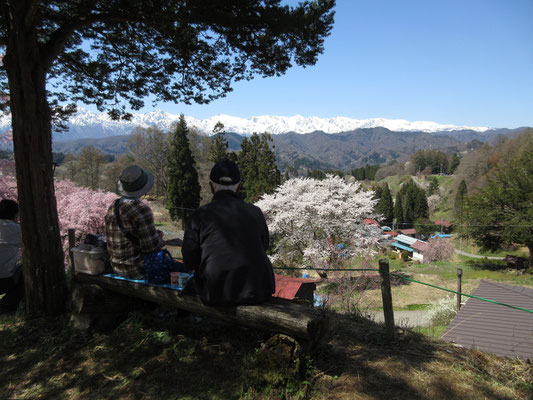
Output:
[[398, 257, 533, 287]]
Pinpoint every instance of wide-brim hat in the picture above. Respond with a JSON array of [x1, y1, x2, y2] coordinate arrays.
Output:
[[117, 165, 154, 197], [210, 160, 241, 185]]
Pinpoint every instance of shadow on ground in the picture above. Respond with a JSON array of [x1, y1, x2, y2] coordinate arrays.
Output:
[[0, 307, 530, 399]]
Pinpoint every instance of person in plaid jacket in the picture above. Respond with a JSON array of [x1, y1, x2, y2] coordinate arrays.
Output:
[[105, 165, 165, 279]]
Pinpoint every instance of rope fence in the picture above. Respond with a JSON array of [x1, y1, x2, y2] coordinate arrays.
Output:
[[273, 265, 533, 314]]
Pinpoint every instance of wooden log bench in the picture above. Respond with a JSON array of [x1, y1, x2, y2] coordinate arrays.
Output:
[[71, 272, 329, 346]]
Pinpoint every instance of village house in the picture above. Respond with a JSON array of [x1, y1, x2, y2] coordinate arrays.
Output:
[[399, 228, 417, 238], [391, 234, 429, 262], [434, 219, 453, 234]]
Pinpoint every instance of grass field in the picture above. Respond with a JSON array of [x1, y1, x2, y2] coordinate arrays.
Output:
[[356, 254, 533, 311]]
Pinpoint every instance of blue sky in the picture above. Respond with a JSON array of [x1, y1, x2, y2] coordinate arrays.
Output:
[[141, 1, 533, 128]]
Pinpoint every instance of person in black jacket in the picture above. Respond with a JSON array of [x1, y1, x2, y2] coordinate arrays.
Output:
[[181, 160, 275, 306]]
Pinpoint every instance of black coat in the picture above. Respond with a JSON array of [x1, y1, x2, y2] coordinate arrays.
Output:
[[182, 190, 275, 306]]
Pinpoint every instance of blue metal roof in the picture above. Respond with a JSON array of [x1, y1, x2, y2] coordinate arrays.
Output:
[[391, 241, 413, 252]]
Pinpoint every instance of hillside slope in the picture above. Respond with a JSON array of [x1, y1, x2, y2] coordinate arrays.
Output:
[[51, 127, 529, 173], [0, 310, 530, 399]]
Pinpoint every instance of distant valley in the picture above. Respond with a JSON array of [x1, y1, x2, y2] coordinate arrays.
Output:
[[51, 125, 527, 172]]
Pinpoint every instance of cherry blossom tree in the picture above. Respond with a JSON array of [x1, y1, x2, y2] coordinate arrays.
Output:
[[423, 238, 455, 263], [256, 175, 379, 275], [0, 129, 12, 144], [1, 165, 118, 262], [0, 160, 17, 199], [54, 179, 117, 243]]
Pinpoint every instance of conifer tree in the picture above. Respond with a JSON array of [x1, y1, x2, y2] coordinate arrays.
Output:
[[237, 133, 281, 202], [393, 191, 403, 228], [166, 115, 201, 222], [462, 146, 533, 271], [209, 122, 231, 163], [375, 183, 394, 226], [414, 187, 429, 220], [403, 186, 416, 226], [373, 185, 383, 201], [448, 153, 461, 174]]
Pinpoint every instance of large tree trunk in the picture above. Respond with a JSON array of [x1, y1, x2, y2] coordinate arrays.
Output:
[[4, 3, 67, 315]]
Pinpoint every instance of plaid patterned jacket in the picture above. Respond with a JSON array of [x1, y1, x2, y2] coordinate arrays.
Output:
[[105, 198, 162, 279]]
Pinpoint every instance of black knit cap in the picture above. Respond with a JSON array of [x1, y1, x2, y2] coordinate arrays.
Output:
[[209, 160, 241, 185]]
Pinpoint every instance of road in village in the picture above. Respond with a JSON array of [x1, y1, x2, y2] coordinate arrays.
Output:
[[368, 310, 433, 327], [454, 249, 504, 260]]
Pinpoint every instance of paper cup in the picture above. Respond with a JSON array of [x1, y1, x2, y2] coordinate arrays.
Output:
[[170, 272, 180, 286], [177, 272, 191, 287]]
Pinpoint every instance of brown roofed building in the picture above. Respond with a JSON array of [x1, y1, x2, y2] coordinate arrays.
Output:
[[274, 275, 321, 304], [399, 228, 416, 237], [434, 219, 453, 233], [363, 218, 380, 227], [442, 280, 533, 361]]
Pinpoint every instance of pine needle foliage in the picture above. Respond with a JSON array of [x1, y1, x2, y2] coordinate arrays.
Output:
[[166, 115, 201, 221], [237, 133, 281, 202], [463, 141, 533, 271]]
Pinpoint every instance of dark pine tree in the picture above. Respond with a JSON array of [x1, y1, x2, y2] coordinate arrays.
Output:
[[393, 191, 404, 229], [373, 184, 383, 201], [413, 186, 429, 220], [448, 153, 461, 174], [237, 133, 281, 202], [209, 121, 233, 163], [462, 144, 533, 271], [375, 183, 394, 226], [403, 186, 417, 227], [166, 115, 201, 223], [307, 169, 327, 180]]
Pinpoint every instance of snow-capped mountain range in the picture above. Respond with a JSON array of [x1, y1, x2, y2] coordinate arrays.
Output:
[[0, 107, 491, 141]]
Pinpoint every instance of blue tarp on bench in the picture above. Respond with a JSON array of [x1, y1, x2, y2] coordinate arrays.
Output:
[[103, 273, 185, 291]]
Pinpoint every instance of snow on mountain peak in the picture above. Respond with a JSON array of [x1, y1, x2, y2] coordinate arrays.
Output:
[[0, 108, 491, 141]]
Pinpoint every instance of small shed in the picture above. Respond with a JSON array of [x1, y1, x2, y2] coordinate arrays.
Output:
[[399, 228, 417, 238], [434, 219, 453, 233], [442, 280, 533, 361], [274, 275, 321, 304]]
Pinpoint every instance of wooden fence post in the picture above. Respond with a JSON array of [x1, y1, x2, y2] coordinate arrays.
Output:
[[68, 228, 76, 277], [379, 259, 395, 342], [456, 268, 463, 312]]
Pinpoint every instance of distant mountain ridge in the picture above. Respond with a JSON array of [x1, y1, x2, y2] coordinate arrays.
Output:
[[0, 108, 496, 142], [2, 108, 527, 172], [52, 125, 529, 173]]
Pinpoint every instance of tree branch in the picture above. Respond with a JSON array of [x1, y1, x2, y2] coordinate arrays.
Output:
[[41, 10, 151, 71]]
